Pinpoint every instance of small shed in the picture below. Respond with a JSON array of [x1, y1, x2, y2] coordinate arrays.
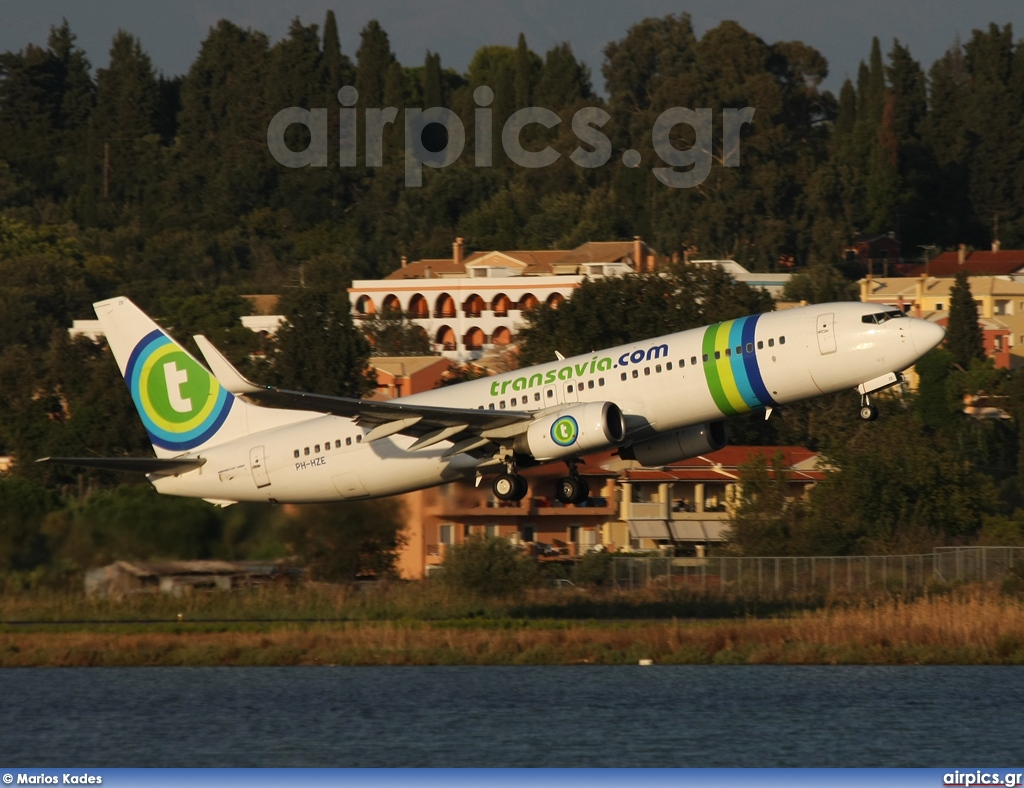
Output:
[[84, 560, 293, 597]]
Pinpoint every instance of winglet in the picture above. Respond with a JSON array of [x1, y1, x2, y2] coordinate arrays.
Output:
[[193, 335, 262, 395]]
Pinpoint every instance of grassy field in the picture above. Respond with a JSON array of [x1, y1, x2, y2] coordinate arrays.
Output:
[[3, 584, 1024, 666]]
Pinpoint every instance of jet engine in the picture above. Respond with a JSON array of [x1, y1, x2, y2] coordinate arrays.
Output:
[[620, 421, 728, 467], [514, 401, 626, 462]]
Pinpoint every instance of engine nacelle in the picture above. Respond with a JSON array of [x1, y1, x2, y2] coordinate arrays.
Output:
[[514, 401, 626, 462], [620, 421, 728, 467]]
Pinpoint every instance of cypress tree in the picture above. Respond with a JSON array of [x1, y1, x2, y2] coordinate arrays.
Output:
[[946, 270, 986, 368], [354, 20, 394, 108], [322, 10, 349, 86], [514, 33, 531, 107], [423, 51, 443, 108]]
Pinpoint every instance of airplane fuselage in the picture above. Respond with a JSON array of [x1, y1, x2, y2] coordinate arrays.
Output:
[[151, 301, 942, 504]]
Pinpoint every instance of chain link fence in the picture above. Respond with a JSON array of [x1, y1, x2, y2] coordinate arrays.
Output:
[[611, 546, 1024, 596]]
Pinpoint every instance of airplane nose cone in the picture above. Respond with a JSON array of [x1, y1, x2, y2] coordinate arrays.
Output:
[[910, 318, 945, 354]]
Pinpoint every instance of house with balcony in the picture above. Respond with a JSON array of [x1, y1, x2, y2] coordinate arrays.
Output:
[[396, 461, 621, 579], [618, 446, 825, 555], [394, 445, 825, 578]]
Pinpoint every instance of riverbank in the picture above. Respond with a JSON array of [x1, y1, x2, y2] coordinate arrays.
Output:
[[3, 590, 1024, 666]]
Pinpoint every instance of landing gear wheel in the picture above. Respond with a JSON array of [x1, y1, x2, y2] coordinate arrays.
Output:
[[859, 404, 879, 421], [556, 477, 580, 504], [494, 472, 528, 501], [556, 477, 590, 505]]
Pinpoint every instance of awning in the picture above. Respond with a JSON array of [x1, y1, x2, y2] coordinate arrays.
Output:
[[629, 521, 671, 539], [668, 520, 731, 542]]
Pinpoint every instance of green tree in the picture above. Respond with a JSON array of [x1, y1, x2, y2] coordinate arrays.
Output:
[[86, 31, 161, 217], [172, 20, 272, 227], [364, 308, 431, 356], [354, 20, 394, 108], [44, 484, 227, 569], [729, 453, 807, 555], [320, 10, 353, 92], [0, 476, 55, 573], [282, 499, 403, 581], [946, 270, 985, 368], [438, 536, 536, 596], [534, 43, 592, 109], [422, 50, 443, 107], [273, 287, 376, 397]]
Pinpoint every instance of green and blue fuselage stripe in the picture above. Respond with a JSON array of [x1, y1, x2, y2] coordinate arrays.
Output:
[[702, 315, 776, 416]]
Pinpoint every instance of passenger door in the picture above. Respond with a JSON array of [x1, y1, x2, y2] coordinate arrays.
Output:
[[816, 312, 837, 355], [249, 446, 271, 488]]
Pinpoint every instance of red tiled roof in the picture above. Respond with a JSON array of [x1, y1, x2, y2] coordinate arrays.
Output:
[[384, 259, 466, 280], [905, 250, 1024, 277]]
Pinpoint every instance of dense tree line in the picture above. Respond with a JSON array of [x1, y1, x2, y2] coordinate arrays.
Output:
[[3, 14, 1024, 582]]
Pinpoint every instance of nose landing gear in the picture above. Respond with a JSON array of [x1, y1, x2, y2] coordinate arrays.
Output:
[[859, 393, 879, 421]]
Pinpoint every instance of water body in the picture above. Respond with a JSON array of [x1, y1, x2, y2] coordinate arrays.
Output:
[[1, 666, 1021, 767]]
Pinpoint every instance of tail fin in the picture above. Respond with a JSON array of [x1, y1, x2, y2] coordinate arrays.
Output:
[[94, 297, 249, 457]]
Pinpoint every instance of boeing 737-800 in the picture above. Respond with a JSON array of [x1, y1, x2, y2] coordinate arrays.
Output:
[[40, 297, 944, 506]]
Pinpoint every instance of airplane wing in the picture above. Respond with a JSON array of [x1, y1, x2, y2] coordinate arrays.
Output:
[[37, 456, 206, 475], [192, 335, 533, 450]]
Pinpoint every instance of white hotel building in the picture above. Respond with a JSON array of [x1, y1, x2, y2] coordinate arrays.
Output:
[[349, 237, 657, 360]]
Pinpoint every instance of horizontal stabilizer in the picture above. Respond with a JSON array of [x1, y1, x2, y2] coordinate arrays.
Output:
[[37, 456, 206, 476]]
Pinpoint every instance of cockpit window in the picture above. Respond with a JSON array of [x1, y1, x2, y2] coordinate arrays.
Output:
[[862, 309, 906, 324]]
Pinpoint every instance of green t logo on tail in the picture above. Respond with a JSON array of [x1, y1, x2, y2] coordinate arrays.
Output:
[[126, 330, 233, 451]]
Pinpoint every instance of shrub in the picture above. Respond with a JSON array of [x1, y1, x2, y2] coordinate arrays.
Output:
[[438, 536, 537, 596]]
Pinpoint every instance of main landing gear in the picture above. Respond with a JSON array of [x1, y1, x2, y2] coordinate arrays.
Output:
[[555, 460, 590, 505], [493, 470, 528, 502], [859, 393, 879, 421]]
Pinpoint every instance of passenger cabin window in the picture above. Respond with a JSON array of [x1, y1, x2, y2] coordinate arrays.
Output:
[[304, 447, 310, 456], [757, 341, 763, 349], [346, 437, 352, 446], [746, 343, 754, 353], [294, 450, 300, 458], [691, 356, 697, 365], [335, 440, 341, 449], [768, 339, 775, 347], [780, 336, 786, 345]]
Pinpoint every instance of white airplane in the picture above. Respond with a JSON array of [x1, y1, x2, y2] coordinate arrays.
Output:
[[40, 297, 944, 506]]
